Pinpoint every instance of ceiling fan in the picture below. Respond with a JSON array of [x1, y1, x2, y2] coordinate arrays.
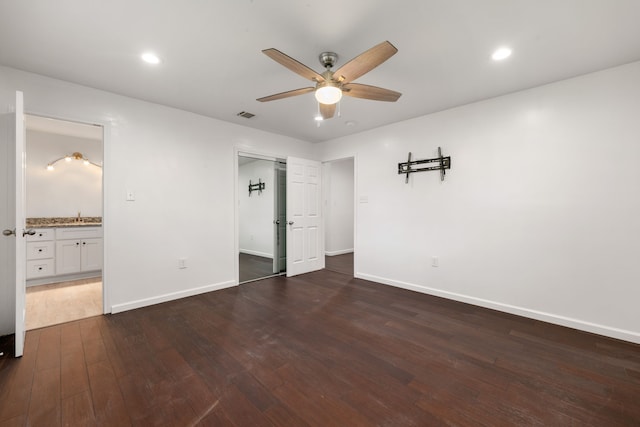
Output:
[[257, 41, 402, 120]]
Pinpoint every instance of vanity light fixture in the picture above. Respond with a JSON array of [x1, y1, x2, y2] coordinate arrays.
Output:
[[46, 152, 101, 171]]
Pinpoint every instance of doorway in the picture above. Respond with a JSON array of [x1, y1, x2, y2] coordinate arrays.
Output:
[[24, 115, 104, 329], [323, 157, 355, 276], [238, 155, 287, 283]]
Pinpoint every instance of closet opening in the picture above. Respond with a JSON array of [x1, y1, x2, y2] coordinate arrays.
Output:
[[238, 154, 286, 283]]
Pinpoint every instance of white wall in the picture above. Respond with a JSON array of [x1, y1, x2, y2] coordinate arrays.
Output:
[[316, 61, 640, 344], [238, 159, 274, 258], [324, 158, 354, 255], [26, 130, 102, 218], [0, 65, 314, 334]]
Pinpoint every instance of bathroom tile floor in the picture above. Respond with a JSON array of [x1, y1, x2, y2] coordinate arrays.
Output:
[[26, 278, 102, 330]]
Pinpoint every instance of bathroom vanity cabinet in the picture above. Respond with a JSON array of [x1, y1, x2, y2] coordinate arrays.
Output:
[[26, 226, 102, 285]]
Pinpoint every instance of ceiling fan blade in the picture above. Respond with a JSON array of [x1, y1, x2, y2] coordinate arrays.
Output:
[[257, 87, 315, 102], [333, 41, 398, 84], [319, 103, 336, 120], [342, 83, 402, 102], [262, 48, 325, 83]]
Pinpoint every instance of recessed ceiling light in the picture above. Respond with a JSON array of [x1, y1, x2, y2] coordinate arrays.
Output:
[[141, 52, 161, 65], [492, 47, 512, 61]]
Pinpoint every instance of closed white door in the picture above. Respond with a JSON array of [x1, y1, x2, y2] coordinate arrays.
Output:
[[0, 91, 27, 357], [286, 157, 324, 276]]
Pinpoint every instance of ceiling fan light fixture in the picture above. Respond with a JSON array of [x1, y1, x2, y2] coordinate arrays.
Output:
[[315, 84, 342, 105]]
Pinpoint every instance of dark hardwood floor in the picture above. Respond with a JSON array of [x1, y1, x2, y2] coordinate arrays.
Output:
[[325, 252, 353, 276], [239, 253, 276, 283], [1, 267, 639, 426]]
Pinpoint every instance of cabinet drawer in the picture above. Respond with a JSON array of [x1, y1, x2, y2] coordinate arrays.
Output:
[[26, 241, 55, 260], [55, 227, 102, 240], [26, 259, 55, 279], [26, 228, 55, 242]]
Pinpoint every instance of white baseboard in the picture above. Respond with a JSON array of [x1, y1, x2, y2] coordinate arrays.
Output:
[[239, 249, 273, 258], [355, 272, 640, 345], [27, 270, 101, 287], [110, 280, 236, 314], [325, 249, 354, 256]]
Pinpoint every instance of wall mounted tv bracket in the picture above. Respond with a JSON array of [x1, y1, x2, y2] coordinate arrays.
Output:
[[248, 179, 265, 196], [398, 147, 451, 184]]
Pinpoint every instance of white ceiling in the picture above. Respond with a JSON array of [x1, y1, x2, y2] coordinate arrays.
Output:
[[2, 1, 640, 143]]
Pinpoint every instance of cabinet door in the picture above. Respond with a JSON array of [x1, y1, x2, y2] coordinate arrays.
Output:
[[81, 238, 103, 271], [56, 240, 82, 275]]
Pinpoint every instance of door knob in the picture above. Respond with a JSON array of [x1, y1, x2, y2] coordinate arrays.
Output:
[[273, 219, 280, 225], [2, 229, 15, 236], [23, 229, 36, 237]]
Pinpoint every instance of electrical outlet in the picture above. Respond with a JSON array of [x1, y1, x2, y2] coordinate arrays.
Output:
[[178, 258, 187, 269], [431, 256, 439, 267], [126, 190, 135, 201]]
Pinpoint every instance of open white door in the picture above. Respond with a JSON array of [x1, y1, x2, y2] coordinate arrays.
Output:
[[0, 91, 27, 357], [286, 156, 324, 276]]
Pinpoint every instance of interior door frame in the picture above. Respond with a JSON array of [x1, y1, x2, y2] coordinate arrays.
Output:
[[234, 147, 288, 284], [24, 110, 111, 314], [273, 161, 287, 274], [321, 154, 358, 277]]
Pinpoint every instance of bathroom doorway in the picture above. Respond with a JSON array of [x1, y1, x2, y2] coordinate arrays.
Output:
[[238, 154, 286, 283], [24, 115, 104, 329]]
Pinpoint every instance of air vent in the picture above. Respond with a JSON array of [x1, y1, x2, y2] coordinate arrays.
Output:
[[237, 111, 255, 119]]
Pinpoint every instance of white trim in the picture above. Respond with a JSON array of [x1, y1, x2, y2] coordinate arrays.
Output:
[[238, 151, 277, 162], [101, 121, 110, 314], [234, 147, 287, 285], [26, 270, 100, 287], [320, 154, 357, 275], [325, 249, 354, 256], [24, 110, 111, 314], [111, 280, 236, 314], [356, 272, 640, 345], [239, 249, 273, 258]]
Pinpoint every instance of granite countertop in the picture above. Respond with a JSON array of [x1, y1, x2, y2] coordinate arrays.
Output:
[[26, 217, 102, 228]]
